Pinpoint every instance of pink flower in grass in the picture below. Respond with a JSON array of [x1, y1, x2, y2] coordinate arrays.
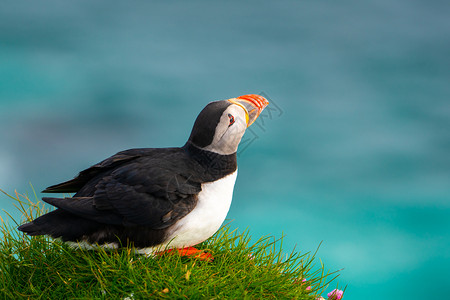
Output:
[[327, 289, 343, 300], [293, 277, 312, 291], [302, 278, 311, 291]]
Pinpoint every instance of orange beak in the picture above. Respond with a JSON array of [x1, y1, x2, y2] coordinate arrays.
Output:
[[228, 94, 269, 127]]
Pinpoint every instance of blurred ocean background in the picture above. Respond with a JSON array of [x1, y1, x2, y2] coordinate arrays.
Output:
[[1, 0, 449, 299]]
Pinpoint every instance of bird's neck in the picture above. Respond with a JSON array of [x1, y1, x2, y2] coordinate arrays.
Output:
[[182, 141, 237, 179]]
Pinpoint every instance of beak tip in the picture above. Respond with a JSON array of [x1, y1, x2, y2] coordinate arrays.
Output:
[[236, 94, 269, 111], [229, 94, 270, 127]]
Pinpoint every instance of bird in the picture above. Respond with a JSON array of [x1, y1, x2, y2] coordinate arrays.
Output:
[[18, 94, 269, 261]]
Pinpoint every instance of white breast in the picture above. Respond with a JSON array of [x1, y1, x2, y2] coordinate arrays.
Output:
[[160, 170, 237, 249]]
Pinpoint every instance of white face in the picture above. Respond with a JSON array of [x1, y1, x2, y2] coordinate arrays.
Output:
[[203, 104, 248, 155]]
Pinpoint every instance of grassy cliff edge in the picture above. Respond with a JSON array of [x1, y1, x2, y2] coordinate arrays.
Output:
[[0, 189, 342, 299]]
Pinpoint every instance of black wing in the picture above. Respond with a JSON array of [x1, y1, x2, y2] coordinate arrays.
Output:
[[42, 148, 150, 193], [42, 148, 203, 229]]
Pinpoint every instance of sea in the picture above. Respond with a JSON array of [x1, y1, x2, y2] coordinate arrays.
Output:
[[1, 1, 449, 299]]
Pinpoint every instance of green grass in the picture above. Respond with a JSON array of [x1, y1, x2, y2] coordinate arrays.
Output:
[[0, 189, 342, 299]]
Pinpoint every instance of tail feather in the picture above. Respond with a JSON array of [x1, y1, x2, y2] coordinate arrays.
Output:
[[18, 209, 101, 242], [17, 222, 47, 236]]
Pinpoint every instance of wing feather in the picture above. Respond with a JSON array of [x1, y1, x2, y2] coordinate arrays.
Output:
[[42, 149, 147, 193], [42, 148, 202, 229]]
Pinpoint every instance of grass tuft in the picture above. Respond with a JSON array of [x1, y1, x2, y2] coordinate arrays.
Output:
[[0, 189, 342, 299]]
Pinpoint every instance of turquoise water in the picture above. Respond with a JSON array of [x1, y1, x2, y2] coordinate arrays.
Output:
[[1, 1, 449, 299]]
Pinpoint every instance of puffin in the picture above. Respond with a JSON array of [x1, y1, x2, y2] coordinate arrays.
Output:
[[18, 94, 269, 260]]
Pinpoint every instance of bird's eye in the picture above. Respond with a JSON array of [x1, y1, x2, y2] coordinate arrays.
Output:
[[228, 114, 235, 127]]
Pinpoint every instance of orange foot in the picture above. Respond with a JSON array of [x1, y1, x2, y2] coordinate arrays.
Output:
[[157, 247, 214, 262]]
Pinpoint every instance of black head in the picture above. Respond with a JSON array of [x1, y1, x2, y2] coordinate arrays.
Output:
[[187, 95, 269, 155]]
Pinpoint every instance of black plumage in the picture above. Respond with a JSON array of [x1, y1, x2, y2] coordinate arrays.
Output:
[[18, 95, 269, 251], [17, 94, 240, 248], [19, 143, 237, 248]]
